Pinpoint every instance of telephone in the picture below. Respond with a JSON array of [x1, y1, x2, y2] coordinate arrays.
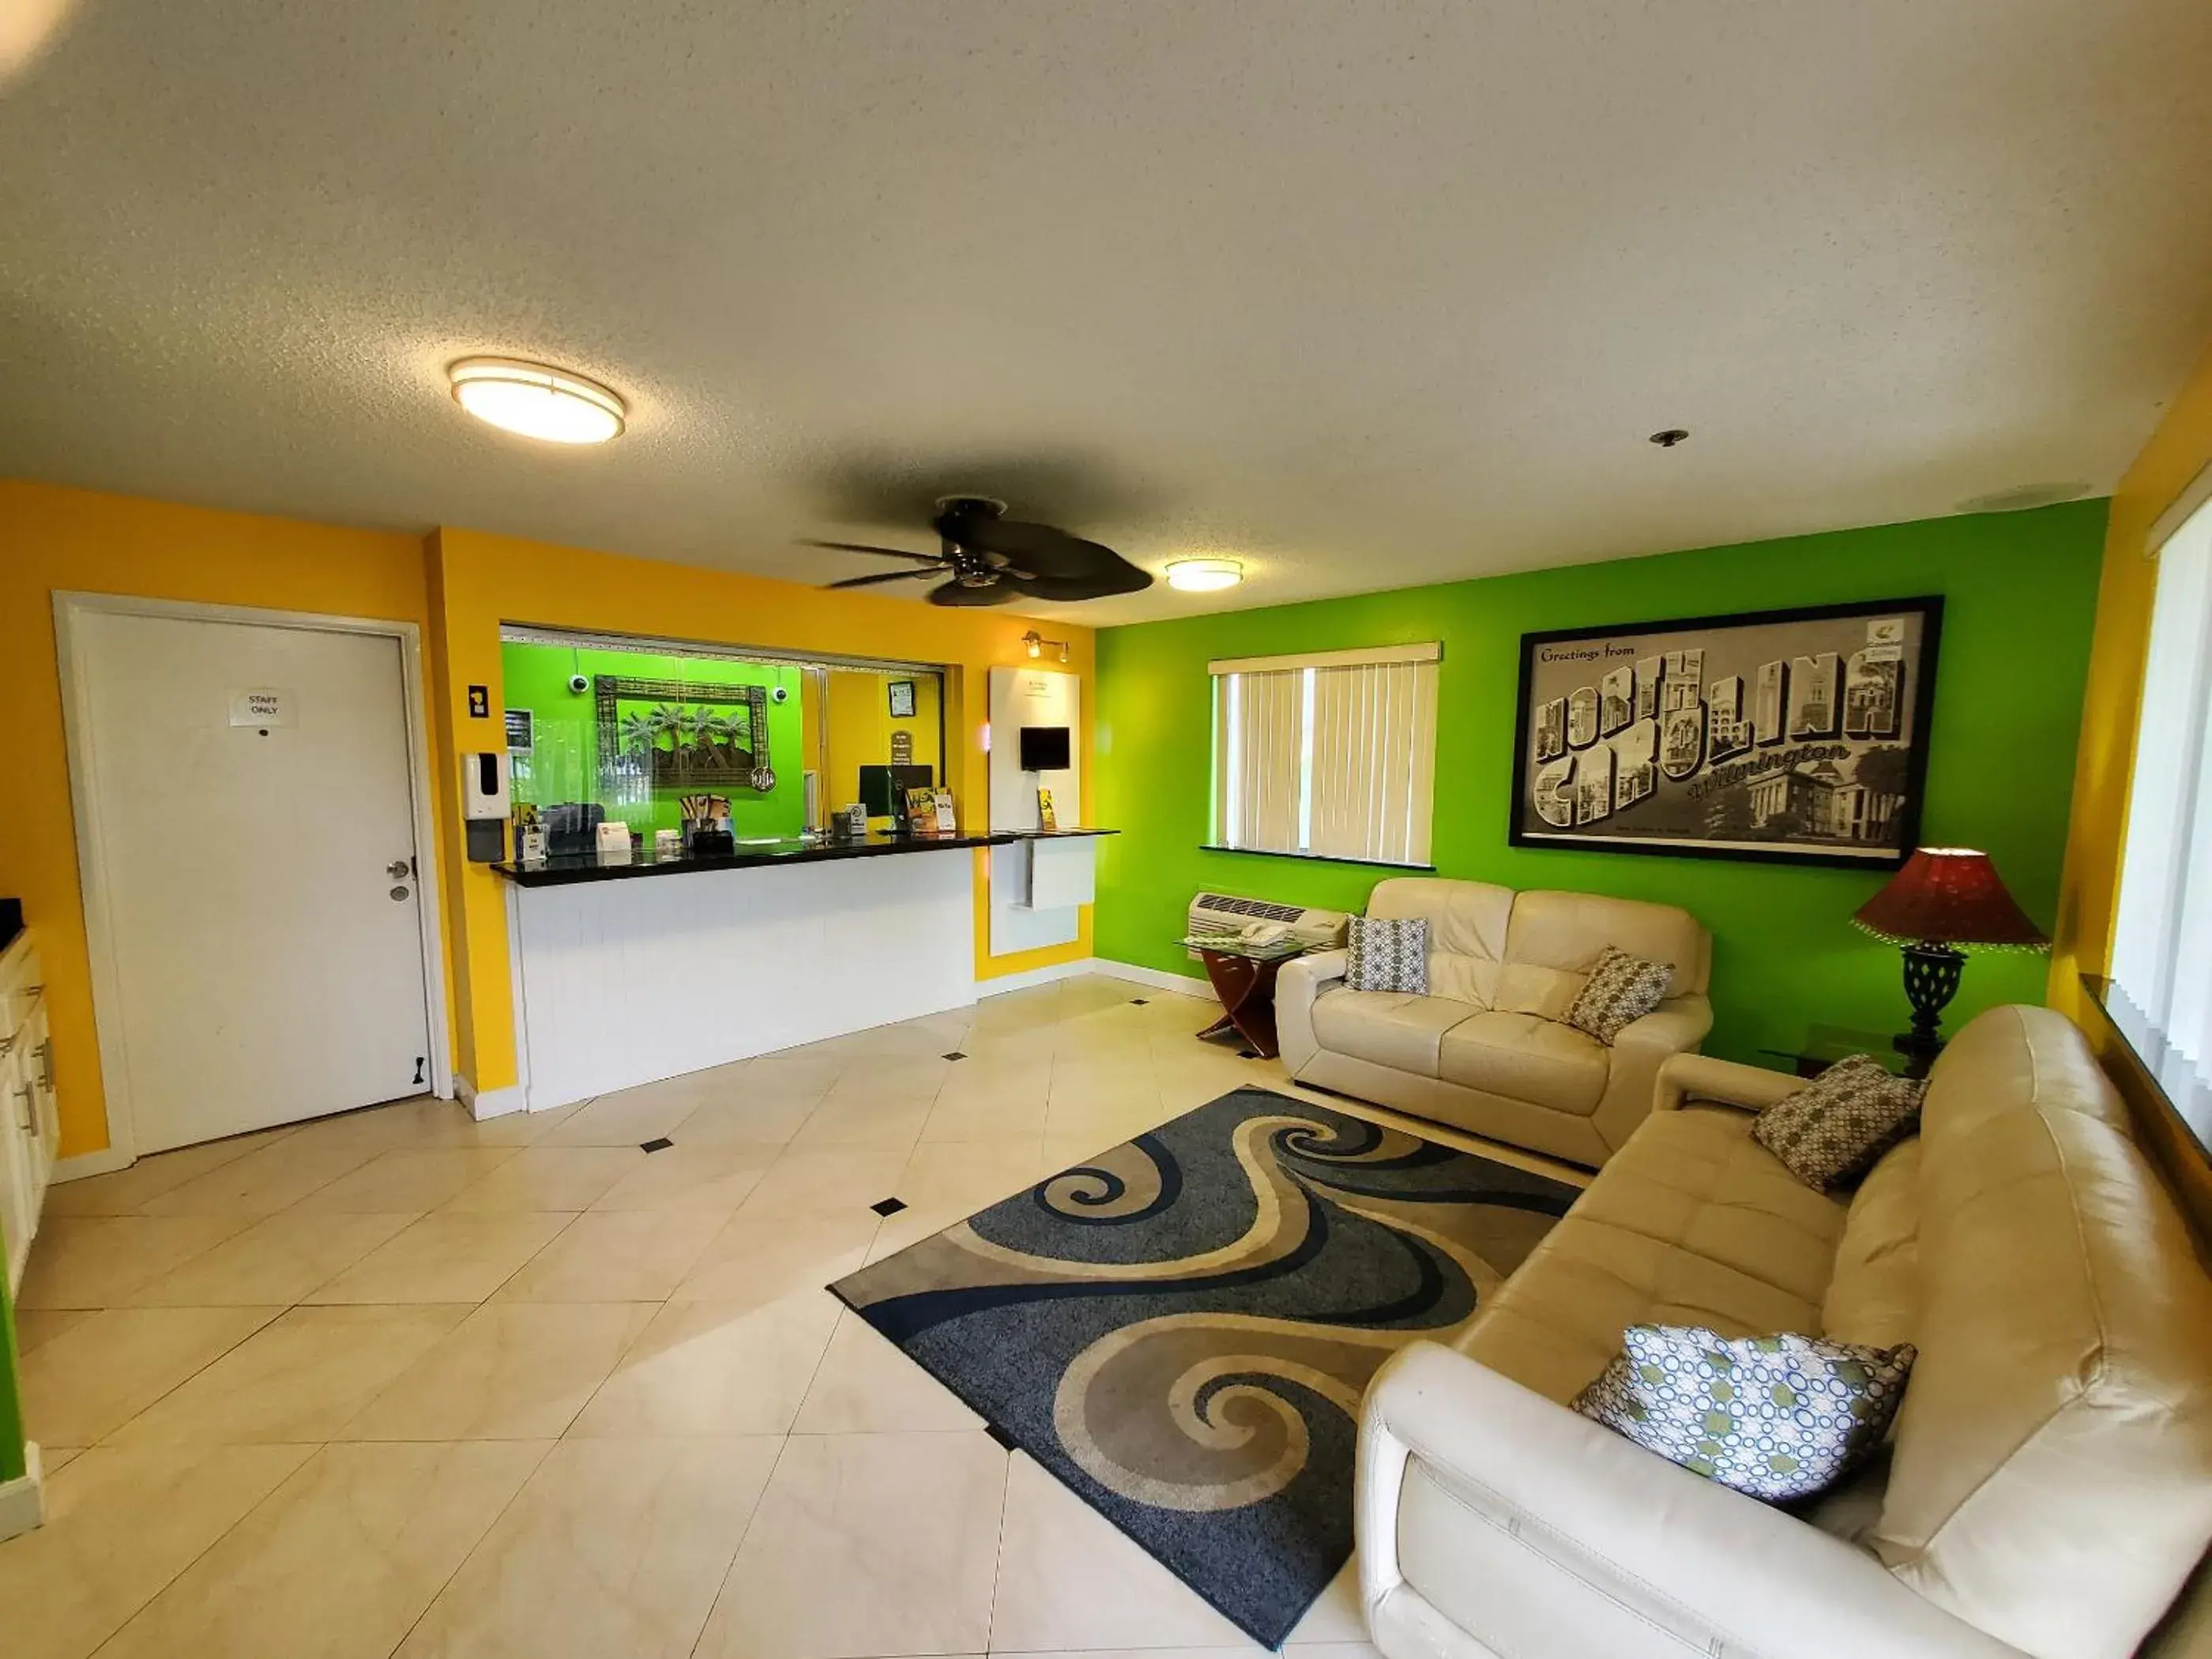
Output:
[[1237, 920, 1292, 947]]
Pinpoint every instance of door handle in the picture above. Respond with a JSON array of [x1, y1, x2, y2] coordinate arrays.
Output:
[[386, 859, 413, 879]]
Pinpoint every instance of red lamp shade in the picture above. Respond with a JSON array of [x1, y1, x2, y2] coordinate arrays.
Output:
[[1853, 847, 2048, 950]]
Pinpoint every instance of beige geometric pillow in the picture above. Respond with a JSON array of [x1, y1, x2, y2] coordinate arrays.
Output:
[[1564, 945, 1674, 1044], [1754, 1055, 1925, 1191]]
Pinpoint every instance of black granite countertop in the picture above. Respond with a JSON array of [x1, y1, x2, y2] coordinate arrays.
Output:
[[491, 829, 1018, 886]]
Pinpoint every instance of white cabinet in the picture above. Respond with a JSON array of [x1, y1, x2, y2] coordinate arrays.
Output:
[[0, 935, 55, 1296]]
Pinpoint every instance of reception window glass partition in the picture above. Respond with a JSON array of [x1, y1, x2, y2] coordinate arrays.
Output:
[[499, 626, 948, 839]]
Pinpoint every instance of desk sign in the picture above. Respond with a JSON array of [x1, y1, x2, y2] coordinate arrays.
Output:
[[228, 687, 295, 728]]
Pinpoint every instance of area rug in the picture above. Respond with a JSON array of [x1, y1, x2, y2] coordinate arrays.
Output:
[[830, 1086, 1582, 1647]]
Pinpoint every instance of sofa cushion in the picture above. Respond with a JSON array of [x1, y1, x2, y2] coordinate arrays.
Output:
[[1564, 945, 1676, 1044], [1307, 988, 1471, 1078], [1454, 1105, 1848, 1405], [1870, 1004, 2212, 1659], [1819, 1138, 1920, 1352], [1368, 877, 1511, 1007], [1437, 1012, 1608, 1115], [1503, 888, 1712, 999], [1345, 916, 1429, 993], [1574, 1326, 1916, 1502], [1753, 1055, 1924, 1191]]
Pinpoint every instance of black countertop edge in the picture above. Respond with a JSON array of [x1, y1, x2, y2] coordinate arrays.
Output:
[[1005, 827, 1119, 838], [493, 830, 1017, 886]]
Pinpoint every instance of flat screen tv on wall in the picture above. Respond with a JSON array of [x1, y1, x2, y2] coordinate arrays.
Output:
[[1019, 725, 1071, 772]]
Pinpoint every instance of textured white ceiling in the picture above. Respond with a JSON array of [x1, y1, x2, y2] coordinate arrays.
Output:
[[3, 2, 2210, 623]]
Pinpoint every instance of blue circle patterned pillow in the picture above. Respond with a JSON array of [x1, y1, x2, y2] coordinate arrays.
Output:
[[1573, 1325, 1916, 1502]]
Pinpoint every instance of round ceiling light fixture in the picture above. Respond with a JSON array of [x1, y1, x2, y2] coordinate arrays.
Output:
[[1164, 558, 1244, 593], [448, 357, 626, 445]]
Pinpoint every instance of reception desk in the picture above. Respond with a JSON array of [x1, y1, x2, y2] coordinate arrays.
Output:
[[489, 829, 1108, 1112]]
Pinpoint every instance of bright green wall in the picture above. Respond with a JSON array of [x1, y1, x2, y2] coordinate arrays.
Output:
[[1094, 502, 2107, 1066], [0, 1256, 22, 1484], [501, 642, 807, 839]]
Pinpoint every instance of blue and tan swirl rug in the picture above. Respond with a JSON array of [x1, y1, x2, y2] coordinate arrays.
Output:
[[830, 1086, 1581, 1647]]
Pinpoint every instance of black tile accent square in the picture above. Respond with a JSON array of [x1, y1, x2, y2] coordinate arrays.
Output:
[[870, 1197, 908, 1217], [942, 1051, 967, 1062], [639, 1137, 674, 1153], [984, 1422, 1018, 1451]]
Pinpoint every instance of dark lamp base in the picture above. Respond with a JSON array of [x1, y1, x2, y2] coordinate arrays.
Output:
[[1892, 941, 1966, 1082]]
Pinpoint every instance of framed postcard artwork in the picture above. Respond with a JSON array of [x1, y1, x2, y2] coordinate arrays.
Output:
[[1510, 596, 1943, 868]]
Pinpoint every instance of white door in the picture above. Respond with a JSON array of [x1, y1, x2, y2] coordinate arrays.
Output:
[[72, 610, 434, 1152]]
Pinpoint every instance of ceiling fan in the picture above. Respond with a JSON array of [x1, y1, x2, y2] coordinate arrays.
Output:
[[805, 496, 1153, 607]]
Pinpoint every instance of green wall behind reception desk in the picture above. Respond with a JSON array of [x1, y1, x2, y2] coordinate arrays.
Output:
[[1093, 502, 2107, 1067], [500, 641, 807, 838]]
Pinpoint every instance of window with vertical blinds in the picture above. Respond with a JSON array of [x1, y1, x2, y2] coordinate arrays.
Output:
[[1210, 643, 1440, 866], [2109, 472, 2212, 1151]]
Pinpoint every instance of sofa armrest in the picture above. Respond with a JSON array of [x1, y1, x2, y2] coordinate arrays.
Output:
[[1589, 994, 1712, 1154], [1357, 1342, 2015, 1659], [1275, 948, 1345, 1075], [1653, 1050, 1805, 1115]]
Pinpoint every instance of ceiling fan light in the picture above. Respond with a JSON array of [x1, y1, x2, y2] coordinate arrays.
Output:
[[1165, 558, 1243, 592], [450, 357, 626, 444]]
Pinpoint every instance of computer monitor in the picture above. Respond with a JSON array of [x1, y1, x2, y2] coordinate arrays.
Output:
[[1018, 725, 1071, 772], [859, 763, 934, 818]]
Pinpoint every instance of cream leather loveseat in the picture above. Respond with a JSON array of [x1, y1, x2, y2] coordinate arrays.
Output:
[[1355, 1004, 2212, 1659], [1276, 878, 1712, 1167]]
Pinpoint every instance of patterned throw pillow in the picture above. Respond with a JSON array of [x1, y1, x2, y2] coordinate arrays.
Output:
[[1563, 945, 1674, 1043], [1574, 1325, 1917, 1502], [1345, 916, 1428, 994], [1754, 1055, 1925, 1191]]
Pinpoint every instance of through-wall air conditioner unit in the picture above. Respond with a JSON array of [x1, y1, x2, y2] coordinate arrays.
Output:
[[1184, 892, 1350, 958]]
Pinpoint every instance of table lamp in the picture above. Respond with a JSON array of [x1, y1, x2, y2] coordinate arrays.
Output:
[[1852, 846, 2048, 1078]]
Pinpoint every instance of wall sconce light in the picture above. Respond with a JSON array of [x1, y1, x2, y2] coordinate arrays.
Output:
[[1021, 630, 1070, 664]]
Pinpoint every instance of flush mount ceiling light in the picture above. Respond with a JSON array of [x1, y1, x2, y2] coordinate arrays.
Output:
[[448, 357, 626, 445], [1164, 558, 1243, 592]]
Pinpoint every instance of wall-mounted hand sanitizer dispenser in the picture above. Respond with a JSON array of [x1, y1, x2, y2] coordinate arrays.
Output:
[[461, 751, 510, 863]]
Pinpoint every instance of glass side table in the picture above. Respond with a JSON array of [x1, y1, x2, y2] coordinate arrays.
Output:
[[1182, 934, 1307, 1059], [1758, 1023, 1909, 1079]]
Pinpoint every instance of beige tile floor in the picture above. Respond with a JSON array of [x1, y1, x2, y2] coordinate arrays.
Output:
[[4, 973, 1585, 1659]]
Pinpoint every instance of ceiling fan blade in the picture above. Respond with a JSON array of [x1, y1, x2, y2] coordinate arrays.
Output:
[[826, 567, 939, 589], [927, 579, 1018, 608], [1009, 555, 1157, 602], [799, 539, 946, 565]]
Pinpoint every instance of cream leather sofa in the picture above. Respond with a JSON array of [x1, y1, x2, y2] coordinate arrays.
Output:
[[1355, 1004, 2212, 1659], [1276, 878, 1712, 1167]]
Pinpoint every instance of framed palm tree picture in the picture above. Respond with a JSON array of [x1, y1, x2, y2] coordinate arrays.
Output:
[[592, 676, 777, 794]]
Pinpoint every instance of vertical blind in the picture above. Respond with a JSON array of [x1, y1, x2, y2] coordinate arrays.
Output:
[[2111, 481, 2212, 1137], [1212, 644, 1440, 865]]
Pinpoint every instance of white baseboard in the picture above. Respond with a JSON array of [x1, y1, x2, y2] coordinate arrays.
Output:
[[454, 1075, 529, 1121], [52, 1145, 134, 1183], [975, 957, 1100, 995], [0, 1444, 47, 1542], [1091, 957, 1214, 999]]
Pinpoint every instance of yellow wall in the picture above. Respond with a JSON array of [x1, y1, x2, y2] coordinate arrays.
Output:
[[2, 484, 1095, 1155], [0, 481, 457, 1157], [2050, 336, 2212, 1013], [421, 526, 1094, 1096], [823, 667, 945, 825]]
